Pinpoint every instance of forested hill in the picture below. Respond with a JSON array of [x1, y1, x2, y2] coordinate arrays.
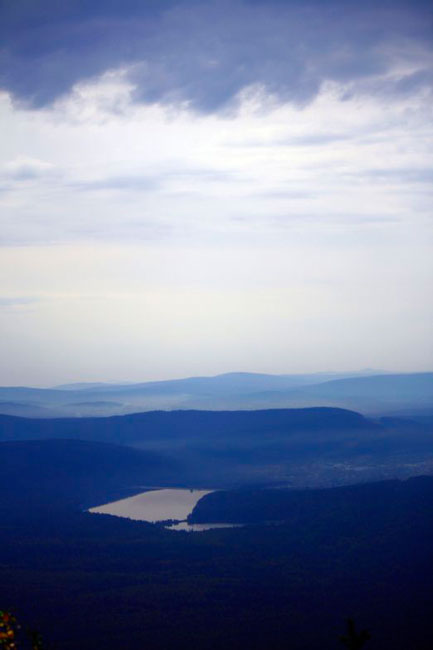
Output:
[[1, 407, 432, 489], [189, 475, 433, 525], [0, 439, 177, 515], [0, 407, 382, 446]]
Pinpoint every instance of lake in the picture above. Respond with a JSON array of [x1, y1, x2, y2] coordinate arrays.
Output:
[[89, 488, 241, 532]]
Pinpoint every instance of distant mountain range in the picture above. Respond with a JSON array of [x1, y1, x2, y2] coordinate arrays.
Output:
[[0, 370, 432, 417]]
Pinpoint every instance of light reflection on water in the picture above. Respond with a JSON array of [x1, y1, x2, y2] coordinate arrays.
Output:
[[89, 488, 212, 522], [89, 488, 243, 532], [167, 522, 243, 532]]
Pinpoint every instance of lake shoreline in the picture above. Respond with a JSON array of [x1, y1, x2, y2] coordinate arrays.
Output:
[[88, 487, 248, 532]]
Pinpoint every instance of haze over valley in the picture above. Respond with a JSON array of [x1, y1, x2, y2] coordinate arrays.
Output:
[[2, 370, 433, 418]]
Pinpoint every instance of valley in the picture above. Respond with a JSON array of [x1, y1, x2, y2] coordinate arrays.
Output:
[[1, 374, 432, 649]]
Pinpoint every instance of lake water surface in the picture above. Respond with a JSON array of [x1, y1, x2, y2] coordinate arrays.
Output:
[[89, 488, 241, 532]]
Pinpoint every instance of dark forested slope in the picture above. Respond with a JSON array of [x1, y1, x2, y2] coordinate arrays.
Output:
[[189, 475, 433, 525], [1, 476, 432, 650], [0, 439, 177, 514]]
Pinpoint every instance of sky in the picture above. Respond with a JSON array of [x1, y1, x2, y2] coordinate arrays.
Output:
[[0, 0, 432, 386]]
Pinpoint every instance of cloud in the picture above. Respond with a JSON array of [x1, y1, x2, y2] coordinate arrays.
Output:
[[2, 157, 58, 181], [69, 168, 235, 193], [1, 0, 432, 113], [0, 296, 41, 308], [0, 37, 431, 251], [70, 175, 159, 193], [358, 168, 433, 185]]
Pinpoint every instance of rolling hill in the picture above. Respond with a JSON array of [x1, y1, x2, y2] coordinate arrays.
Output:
[[0, 438, 178, 515], [1, 406, 432, 488]]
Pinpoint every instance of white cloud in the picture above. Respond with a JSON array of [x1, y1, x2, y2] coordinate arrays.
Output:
[[2, 156, 58, 181], [0, 75, 432, 383], [0, 76, 432, 245]]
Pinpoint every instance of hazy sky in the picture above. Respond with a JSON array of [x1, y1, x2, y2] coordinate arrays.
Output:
[[1, 0, 432, 386]]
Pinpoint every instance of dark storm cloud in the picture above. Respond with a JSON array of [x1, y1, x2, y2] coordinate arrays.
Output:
[[1, 0, 432, 112]]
